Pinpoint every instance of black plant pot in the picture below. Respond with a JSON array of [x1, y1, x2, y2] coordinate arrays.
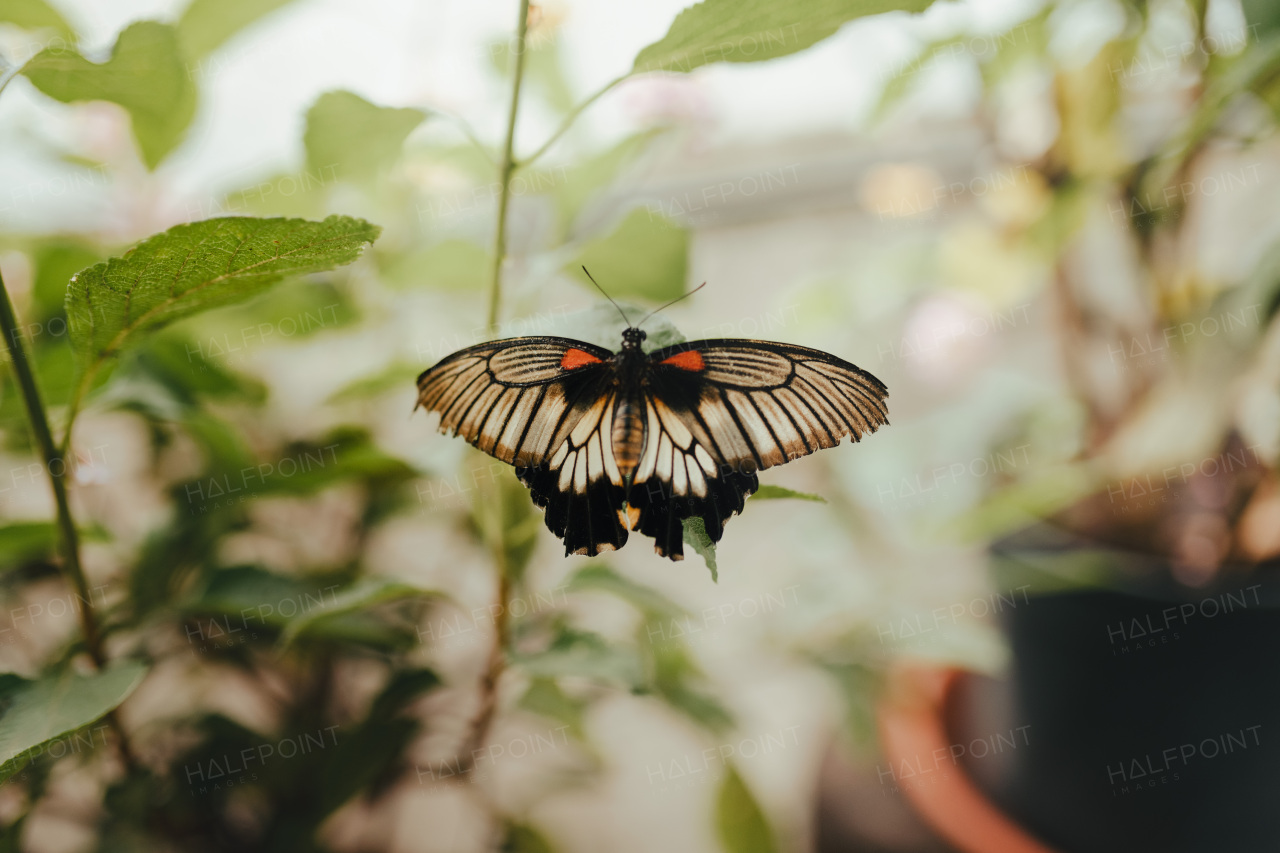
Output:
[[954, 523, 1280, 853]]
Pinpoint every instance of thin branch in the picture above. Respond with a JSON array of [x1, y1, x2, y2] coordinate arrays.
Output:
[[434, 109, 498, 168], [0, 272, 103, 664], [439, 564, 511, 778], [58, 373, 88, 458], [486, 0, 533, 332], [518, 73, 630, 169]]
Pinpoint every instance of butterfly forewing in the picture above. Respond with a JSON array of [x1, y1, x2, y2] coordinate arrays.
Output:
[[647, 339, 889, 472], [415, 337, 614, 467]]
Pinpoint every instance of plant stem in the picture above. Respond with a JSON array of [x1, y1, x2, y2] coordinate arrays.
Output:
[[450, 562, 511, 777], [0, 274, 138, 771], [440, 0, 528, 781], [0, 270, 105, 667], [486, 0, 533, 332], [518, 73, 629, 169], [58, 372, 90, 458]]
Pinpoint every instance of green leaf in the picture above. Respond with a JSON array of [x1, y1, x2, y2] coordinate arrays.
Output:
[[513, 627, 643, 686], [1237, 232, 1280, 320], [367, 667, 441, 721], [66, 214, 380, 381], [0, 0, 73, 38], [568, 209, 687, 303], [0, 523, 108, 574], [750, 484, 826, 503], [304, 90, 428, 182], [119, 331, 268, 409], [820, 660, 884, 749], [0, 522, 58, 569], [555, 129, 666, 236], [633, 0, 939, 74], [30, 239, 100, 325], [645, 639, 734, 733], [383, 239, 489, 291], [0, 661, 147, 783], [187, 275, 357, 348], [682, 517, 717, 582], [189, 566, 338, 629], [253, 429, 417, 497], [188, 567, 424, 651], [177, 0, 299, 61], [948, 465, 1095, 543], [1242, 0, 1280, 38], [501, 823, 556, 853], [327, 362, 419, 403], [716, 763, 778, 853], [318, 667, 439, 813], [22, 22, 196, 169], [281, 577, 433, 645], [518, 678, 587, 741], [567, 564, 686, 618]]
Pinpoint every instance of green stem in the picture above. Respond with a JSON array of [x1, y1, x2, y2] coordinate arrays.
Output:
[[486, 0, 533, 332], [0, 270, 105, 667], [58, 369, 92, 458], [518, 73, 629, 169], [0, 271, 139, 772], [453, 556, 510, 777]]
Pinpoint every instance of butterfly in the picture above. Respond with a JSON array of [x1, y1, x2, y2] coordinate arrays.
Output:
[[415, 277, 889, 560]]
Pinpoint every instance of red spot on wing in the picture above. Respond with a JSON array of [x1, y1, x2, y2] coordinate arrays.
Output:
[[560, 348, 603, 370], [660, 350, 706, 371]]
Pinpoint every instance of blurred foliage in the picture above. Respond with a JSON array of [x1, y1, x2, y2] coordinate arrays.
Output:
[[0, 0, 73, 39], [0, 662, 146, 783], [715, 764, 778, 853], [633, 0, 942, 73], [176, 0, 300, 61], [568, 210, 688, 302], [304, 91, 429, 183], [22, 22, 196, 168], [10, 0, 1272, 849]]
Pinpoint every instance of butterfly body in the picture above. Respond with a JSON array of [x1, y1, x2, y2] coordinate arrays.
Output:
[[416, 328, 888, 560]]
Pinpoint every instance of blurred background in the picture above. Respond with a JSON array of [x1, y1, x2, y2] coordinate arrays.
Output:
[[1, 0, 1280, 850]]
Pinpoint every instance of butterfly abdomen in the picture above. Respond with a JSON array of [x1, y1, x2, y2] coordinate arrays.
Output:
[[611, 395, 645, 481]]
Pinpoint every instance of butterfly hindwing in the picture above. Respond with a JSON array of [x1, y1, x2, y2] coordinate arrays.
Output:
[[624, 392, 758, 559], [517, 391, 630, 556]]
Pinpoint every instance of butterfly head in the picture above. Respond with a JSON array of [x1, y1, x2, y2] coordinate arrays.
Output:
[[620, 327, 647, 350]]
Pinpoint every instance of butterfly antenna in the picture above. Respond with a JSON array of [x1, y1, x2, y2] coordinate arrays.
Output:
[[637, 281, 706, 328], [581, 266, 631, 327]]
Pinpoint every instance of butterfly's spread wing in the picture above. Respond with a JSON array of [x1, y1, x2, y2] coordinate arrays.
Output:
[[630, 339, 889, 559], [416, 337, 614, 466], [416, 337, 628, 556]]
